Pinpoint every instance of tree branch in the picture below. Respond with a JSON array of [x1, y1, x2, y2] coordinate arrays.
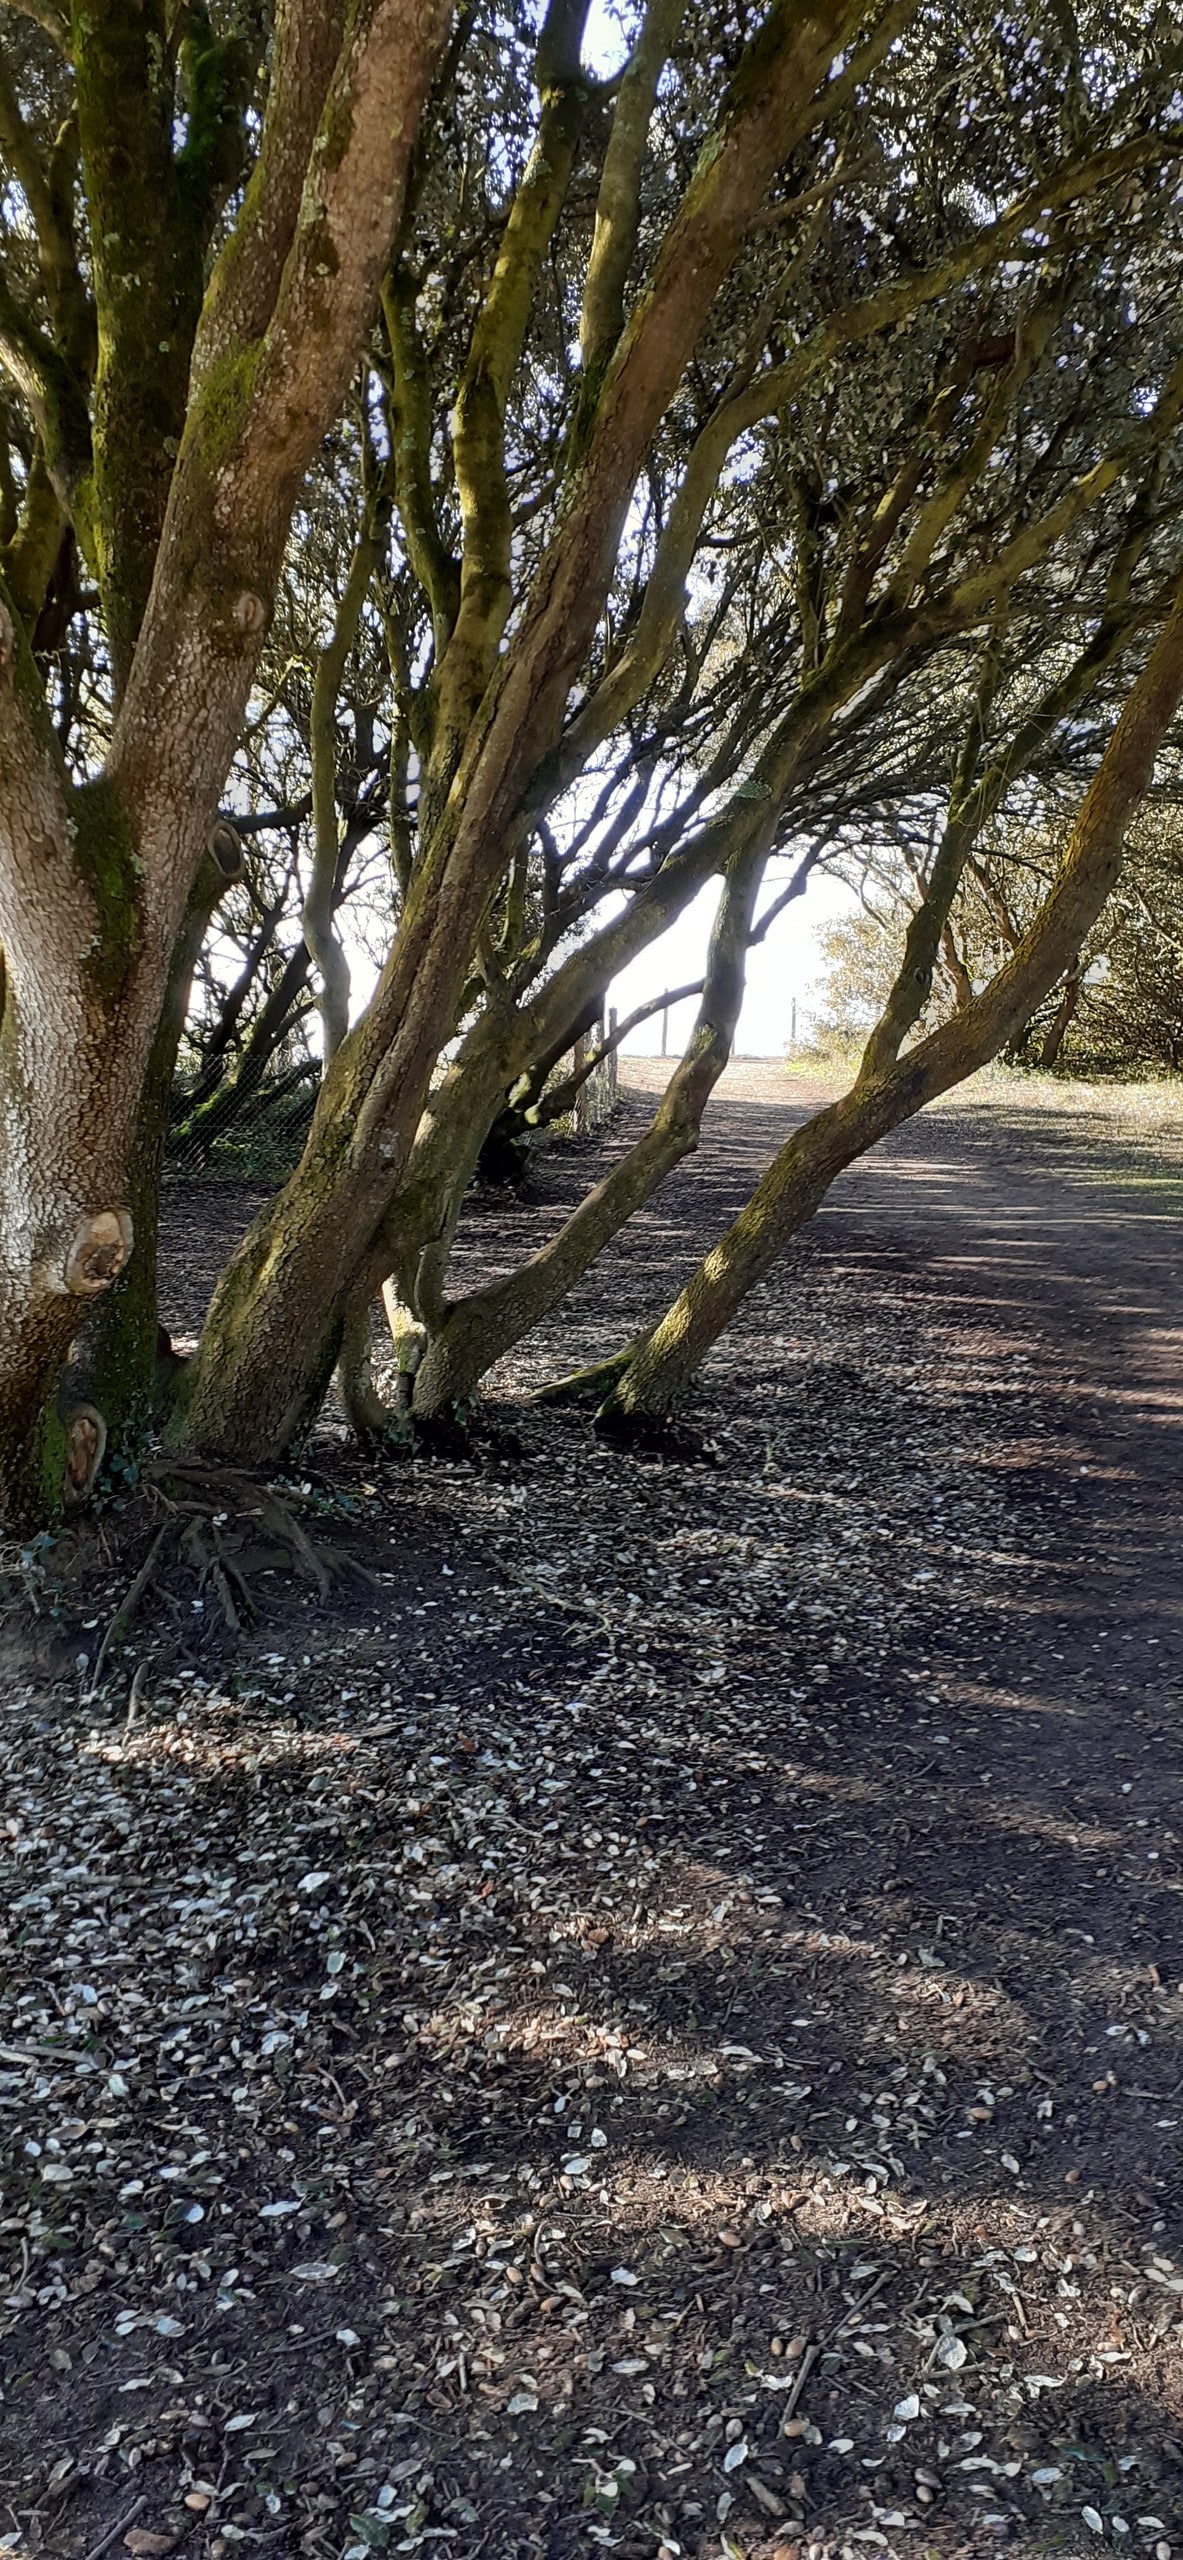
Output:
[[423, 0, 592, 829], [306, 493, 384, 1059], [578, 0, 687, 390], [109, 0, 454, 939]]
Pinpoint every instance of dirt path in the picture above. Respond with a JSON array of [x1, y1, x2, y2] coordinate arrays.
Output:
[[3, 1066, 1183, 2560]]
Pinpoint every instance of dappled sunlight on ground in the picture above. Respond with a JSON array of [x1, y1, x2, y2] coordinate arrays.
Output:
[[5, 1065, 1183, 2556]]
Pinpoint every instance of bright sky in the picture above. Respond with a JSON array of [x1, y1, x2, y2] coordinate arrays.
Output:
[[335, 855, 858, 1058], [609, 863, 858, 1055]]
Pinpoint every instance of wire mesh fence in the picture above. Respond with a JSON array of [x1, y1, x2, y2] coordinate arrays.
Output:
[[165, 1063, 319, 1186], [164, 1006, 623, 1189]]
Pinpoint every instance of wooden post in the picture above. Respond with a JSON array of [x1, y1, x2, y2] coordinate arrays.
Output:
[[573, 1030, 590, 1132]]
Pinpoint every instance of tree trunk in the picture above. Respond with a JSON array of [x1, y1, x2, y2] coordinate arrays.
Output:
[[171, 0, 868, 1462], [412, 852, 765, 1414], [0, 800, 225, 1520], [1039, 957, 1083, 1066], [602, 581, 1183, 1424], [0, 0, 452, 1521], [86, 834, 246, 1455], [0, 839, 140, 1515]]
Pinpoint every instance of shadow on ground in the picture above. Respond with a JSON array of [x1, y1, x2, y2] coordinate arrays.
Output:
[[3, 1063, 1182, 2560]]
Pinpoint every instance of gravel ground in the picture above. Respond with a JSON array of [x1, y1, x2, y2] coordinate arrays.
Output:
[[2, 1060, 1182, 2560]]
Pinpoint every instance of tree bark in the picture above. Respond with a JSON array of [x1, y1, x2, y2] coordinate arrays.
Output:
[[86, 831, 245, 1453], [0, 0, 452, 1521], [1039, 958, 1084, 1066], [0, 616, 138, 1517]]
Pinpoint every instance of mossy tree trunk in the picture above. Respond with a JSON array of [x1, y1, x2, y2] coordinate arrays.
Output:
[[85, 831, 246, 1454], [0, 618, 143, 1519], [0, 0, 453, 1521]]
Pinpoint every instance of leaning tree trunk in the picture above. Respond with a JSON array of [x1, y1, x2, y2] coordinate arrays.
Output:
[[172, 0, 868, 1463], [0, 0, 453, 1521], [601, 579, 1183, 1424]]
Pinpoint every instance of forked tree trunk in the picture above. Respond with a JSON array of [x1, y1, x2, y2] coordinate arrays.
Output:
[[0, 0, 452, 1523], [601, 582, 1183, 1424]]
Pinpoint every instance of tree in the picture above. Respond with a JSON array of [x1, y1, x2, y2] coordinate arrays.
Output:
[[0, 0, 453, 1517], [598, 579, 1183, 1424], [4, 0, 1183, 1514], [177, 0, 1183, 1456]]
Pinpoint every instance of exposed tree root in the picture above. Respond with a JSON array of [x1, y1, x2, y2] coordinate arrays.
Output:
[[81, 1463, 380, 1691], [86, 1524, 170, 1696], [530, 1345, 637, 1405]]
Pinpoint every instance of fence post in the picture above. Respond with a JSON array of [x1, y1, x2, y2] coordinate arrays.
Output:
[[573, 1030, 590, 1132]]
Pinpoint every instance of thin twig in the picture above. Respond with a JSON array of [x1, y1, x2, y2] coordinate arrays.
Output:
[[86, 1529, 169, 1699], [784, 2266, 893, 2425], [781, 2340, 819, 2418], [124, 1662, 150, 1732], [81, 2494, 146, 2560]]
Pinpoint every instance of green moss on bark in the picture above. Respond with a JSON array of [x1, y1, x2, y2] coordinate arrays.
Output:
[[193, 339, 267, 479], [69, 778, 143, 1002]]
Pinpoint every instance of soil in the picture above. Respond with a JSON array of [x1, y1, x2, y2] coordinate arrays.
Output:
[[2, 1059, 1182, 2560]]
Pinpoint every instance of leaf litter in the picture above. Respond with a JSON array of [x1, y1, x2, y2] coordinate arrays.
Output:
[[1, 1066, 1182, 2560]]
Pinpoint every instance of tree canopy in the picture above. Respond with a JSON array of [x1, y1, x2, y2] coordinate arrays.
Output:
[[2, 0, 1183, 1517]]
